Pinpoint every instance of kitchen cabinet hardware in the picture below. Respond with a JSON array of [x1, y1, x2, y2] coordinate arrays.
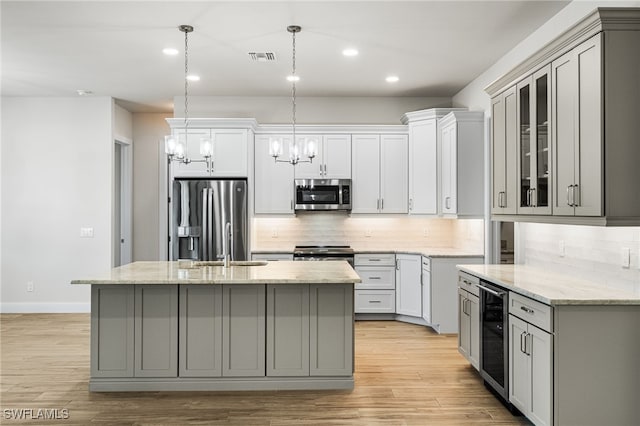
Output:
[[477, 284, 504, 297], [520, 306, 535, 314], [369, 300, 381, 304]]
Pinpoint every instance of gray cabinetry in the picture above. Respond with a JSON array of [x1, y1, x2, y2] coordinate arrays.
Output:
[[134, 285, 178, 377], [310, 284, 353, 376], [266, 284, 310, 377], [90, 285, 134, 378], [488, 9, 640, 225], [179, 285, 223, 377], [491, 87, 518, 214], [457, 272, 480, 370], [222, 284, 266, 377]]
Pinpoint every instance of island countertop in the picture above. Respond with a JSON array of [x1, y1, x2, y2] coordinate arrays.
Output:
[[71, 260, 362, 285]]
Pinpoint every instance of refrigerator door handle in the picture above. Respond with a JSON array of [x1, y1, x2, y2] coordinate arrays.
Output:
[[201, 187, 208, 260], [207, 187, 214, 260]]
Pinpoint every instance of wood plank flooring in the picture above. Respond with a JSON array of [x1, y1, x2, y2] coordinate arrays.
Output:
[[0, 314, 527, 425]]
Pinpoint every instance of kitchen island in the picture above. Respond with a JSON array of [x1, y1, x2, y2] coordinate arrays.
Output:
[[72, 261, 361, 392]]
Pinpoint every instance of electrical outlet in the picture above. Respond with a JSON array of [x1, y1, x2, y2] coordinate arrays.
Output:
[[27, 281, 34, 292], [80, 227, 94, 238], [271, 228, 278, 238], [558, 240, 565, 257], [621, 247, 630, 268], [423, 228, 428, 237], [365, 229, 372, 237]]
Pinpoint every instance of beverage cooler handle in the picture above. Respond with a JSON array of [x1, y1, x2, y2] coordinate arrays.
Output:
[[202, 188, 208, 260]]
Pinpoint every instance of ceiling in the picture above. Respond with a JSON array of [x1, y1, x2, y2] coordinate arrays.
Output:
[[1, 1, 570, 113]]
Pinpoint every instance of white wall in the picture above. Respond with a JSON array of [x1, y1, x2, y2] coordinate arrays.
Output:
[[0, 97, 114, 312], [173, 96, 452, 124], [453, 1, 640, 113], [132, 113, 170, 261], [452, 1, 640, 290], [114, 104, 133, 143]]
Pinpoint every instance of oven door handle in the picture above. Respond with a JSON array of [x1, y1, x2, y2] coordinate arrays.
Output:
[[477, 284, 505, 297]]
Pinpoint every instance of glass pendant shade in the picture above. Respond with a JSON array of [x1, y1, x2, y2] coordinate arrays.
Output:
[[269, 137, 284, 158], [174, 141, 186, 159], [165, 135, 178, 156], [199, 137, 213, 158], [305, 137, 317, 158], [289, 140, 300, 164]]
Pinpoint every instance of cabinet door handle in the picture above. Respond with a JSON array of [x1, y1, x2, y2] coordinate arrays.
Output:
[[445, 196, 451, 210], [520, 331, 527, 354], [531, 188, 536, 207], [395, 259, 399, 271], [573, 184, 579, 207], [526, 332, 532, 356], [381, 199, 384, 210], [498, 191, 504, 208], [320, 164, 323, 175], [520, 305, 534, 314], [566, 185, 573, 207], [291, 199, 293, 210], [409, 198, 413, 211]]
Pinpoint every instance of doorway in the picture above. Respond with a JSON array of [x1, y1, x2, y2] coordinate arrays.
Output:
[[114, 140, 132, 266]]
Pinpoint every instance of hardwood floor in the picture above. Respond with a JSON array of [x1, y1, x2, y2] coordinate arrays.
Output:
[[0, 314, 527, 425]]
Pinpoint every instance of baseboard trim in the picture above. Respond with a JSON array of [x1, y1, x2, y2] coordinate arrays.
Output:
[[0, 303, 91, 313]]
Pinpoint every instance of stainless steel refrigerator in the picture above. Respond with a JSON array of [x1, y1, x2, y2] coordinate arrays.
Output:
[[170, 178, 248, 261]]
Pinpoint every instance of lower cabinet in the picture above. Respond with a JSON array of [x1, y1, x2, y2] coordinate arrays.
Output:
[[310, 284, 354, 376], [509, 314, 552, 426], [395, 254, 422, 317], [457, 287, 479, 370], [134, 285, 178, 378], [266, 285, 310, 377], [222, 284, 266, 377], [90, 285, 134, 378], [354, 253, 396, 314], [179, 285, 223, 377]]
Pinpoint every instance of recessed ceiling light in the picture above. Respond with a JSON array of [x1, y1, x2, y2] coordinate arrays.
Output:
[[286, 75, 300, 82], [342, 48, 359, 57], [76, 89, 93, 96], [186, 75, 200, 82], [163, 47, 179, 56], [386, 75, 399, 83]]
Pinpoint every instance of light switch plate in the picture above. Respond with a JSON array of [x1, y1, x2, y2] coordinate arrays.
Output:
[[558, 240, 565, 257], [80, 227, 94, 238], [620, 247, 630, 268]]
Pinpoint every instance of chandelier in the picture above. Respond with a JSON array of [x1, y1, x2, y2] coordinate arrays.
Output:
[[269, 25, 316, 165], [164, 25, 213, 173]]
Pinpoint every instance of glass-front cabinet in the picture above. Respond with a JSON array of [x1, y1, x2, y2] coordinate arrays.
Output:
[[516, 65, 551, 215]]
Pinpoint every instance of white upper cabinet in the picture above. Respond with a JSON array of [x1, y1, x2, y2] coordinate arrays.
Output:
[[438, 111, 484, 217], [254, 135, 294, 214], [171, 128, 249, 178], [352, 134, 408, 214], [294, 134, 351, 179], [403, 108, 465, 215]]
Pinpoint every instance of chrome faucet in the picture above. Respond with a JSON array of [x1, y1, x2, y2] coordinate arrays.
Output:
[[223, 222, 232, 268]]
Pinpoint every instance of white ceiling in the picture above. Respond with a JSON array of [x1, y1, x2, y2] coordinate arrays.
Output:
[[2, 1, 570, 113]]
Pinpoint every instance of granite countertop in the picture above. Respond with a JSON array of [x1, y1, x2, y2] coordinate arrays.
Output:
[[252, 247, 483, 258], [71, 261, 361, 285], [457, 264, 640, 306]]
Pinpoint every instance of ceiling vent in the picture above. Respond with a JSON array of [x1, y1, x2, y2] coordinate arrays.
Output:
[[248, 52, 276, 62]]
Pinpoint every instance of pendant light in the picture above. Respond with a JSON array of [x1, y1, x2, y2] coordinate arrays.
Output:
[[164, 25, 213, 173], [270, 25, 316, 165]]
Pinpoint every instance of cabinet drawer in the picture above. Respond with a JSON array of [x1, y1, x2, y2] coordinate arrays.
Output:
[[354, 253, 395, 266], [458, 271, 480, 297], [355, 290, 395, 313], [354, 266, 395, 290], [251, 253, 293, 261], [509, 292, 552, 333]]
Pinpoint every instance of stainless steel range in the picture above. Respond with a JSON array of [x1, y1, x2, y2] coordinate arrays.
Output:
[[293, 245, 354, 267]]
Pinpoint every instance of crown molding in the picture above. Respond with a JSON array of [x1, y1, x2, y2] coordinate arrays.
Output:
[[485, 7, 640, 97], [255, 124, 407, 135], [400, 108, 467, 124], [167, 118, 259, 131]]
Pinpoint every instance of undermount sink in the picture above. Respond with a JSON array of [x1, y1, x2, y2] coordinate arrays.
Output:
[[191, 260, 268, 267]]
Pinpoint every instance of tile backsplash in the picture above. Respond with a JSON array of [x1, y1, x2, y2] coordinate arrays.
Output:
[[518, 223, 640, 294], [252, 214, 484, 253]]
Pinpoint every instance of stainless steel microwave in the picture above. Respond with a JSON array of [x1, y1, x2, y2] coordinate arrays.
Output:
[[294, 179, 352, 211]]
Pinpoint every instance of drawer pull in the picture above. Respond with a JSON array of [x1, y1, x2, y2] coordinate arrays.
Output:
[[368, 276, 381, 280], [369, 300, 382, 304], [520, 306, 535, 314], [369, 259, 381, 262]]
